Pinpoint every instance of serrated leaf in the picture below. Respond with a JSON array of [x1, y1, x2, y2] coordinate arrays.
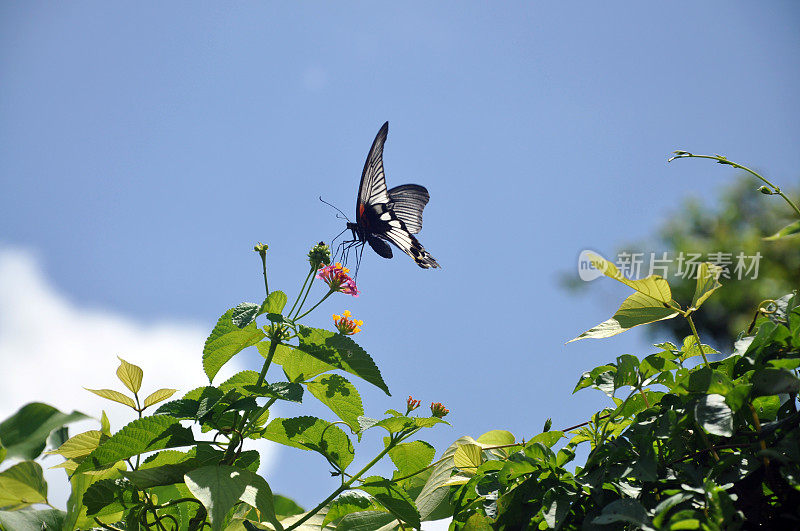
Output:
[[267, 342, 336, 383], [691, 262, 722, 310], [143, 388, 178, 409], [0, 402, 89, 460], [47, 430, 104, 459], [203, 308, 266, 382], [154, 399, 200, 419], [116, 357, 144, 394], [0, 509, 66, 531], [0, 461, 47, 509], [184, 465, 280, 531], [357, 476, 420, 528], [74, 416, 195, 474], [83, 478, 137, 516], [295, 326, 390, 395], [694, 394, 733, 437], [569, 291, 678, 342], [232, 302, 260, 328], [85, 388, 137, 409], [261, 416, 354, 471], [389, 440, 436, 477], [336, 510, 396, 530], [306, 374, 364, 431], [764, 219, 800, 240], [261, 290, 288, 315]]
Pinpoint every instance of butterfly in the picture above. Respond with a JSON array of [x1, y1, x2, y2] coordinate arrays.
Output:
[[341, 122, 440, 271]]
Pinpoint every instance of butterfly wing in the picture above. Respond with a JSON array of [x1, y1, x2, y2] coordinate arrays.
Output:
[[380, 224, 440, 268], [387, 184, 429, 234], [356, 121, 391, 226]]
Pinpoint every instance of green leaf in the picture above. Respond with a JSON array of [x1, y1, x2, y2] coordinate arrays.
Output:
[[764, 219, 800, 240], [357, 475, 420, 528], [116, 357, 144, 394], [74, 416, 195, 474], [475, 430, 515, 446], [64, 459, 124, 529], [0, 402, 89, 460], [415, 437, 469, 521], [691, 262, 722, 310], [0, 509, 66, 531], [453, 443, 483, 472], [143, 388, 179, 409], [84, 388, 137, 409], [262, 416, 354, 470], [0, 439, 6, 464], [306, 374, 364, 431], [154, 398, 200, 419], [322, 492, 381, 526], [47, 430, 104, 459], [694, 394, 733, 437], [203, 308, 265, 382], [295, 326, 390, 395], [389, 440, 436, 477], [592, 499, 651, 526], [569, 291, 679, 342], [83, 478, 138, 517], [267, 342, 336, 382], [273, 494, 304, 519], [261, 290, 288, 315], [184, 465, 280, 531], [583, 252, 674, 302], [336, 510, 396, 530], [232, 302, 261, 328], [752, 368, 800, 396], [0, 461, 47, 509]]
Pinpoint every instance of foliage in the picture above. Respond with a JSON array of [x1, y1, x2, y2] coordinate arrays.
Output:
[[438, 154, 800, 529], [0, 245, 451, 530]]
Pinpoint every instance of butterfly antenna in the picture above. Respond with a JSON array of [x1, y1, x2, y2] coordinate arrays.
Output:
[[319, 196, 351, 223]]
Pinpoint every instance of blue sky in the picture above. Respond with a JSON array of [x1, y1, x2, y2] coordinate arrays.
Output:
[[2, 1, 799, 517]]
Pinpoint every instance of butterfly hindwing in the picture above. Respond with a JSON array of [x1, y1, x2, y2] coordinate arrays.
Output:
[[387, 184, 429, 235]]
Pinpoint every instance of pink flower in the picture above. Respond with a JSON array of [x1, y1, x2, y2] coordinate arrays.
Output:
[[317, 263, 359, 297]]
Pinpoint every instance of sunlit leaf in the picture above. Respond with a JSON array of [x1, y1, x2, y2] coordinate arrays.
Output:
[[0, 461, 47, 509], [261, 416, 354, 471], [389, 440, 436, 477], [116, 357, 144, 394], [85, 388, 136, 409], [357, 475, 420, 529], [694, 394, 733, 437], [74, 416, 195, 474], [584, 252, 673, 303], [764, 219, 800, 240], [306, 374, 364, 432], [691, 262, 722, 310], [46, 430, 104, 459], [143, 388, 178, 409], [0, 508, 66, 531], [260, 290, 288, 315], [569, 291, 679, 342]]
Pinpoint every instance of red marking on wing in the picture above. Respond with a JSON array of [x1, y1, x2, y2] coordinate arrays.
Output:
[[358, 203, 365, 218]]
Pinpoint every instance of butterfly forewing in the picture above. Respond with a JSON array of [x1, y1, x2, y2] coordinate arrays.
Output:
[[356, 121, 391, 223]]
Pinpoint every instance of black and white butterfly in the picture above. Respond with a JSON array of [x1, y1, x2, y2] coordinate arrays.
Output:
[[340, 122, 440, 271]]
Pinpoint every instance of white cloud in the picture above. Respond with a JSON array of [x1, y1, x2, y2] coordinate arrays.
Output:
[[0, 246, 277, 508]]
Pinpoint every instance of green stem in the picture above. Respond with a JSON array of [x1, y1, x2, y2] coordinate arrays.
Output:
[[261, 252, 269, 297], [295, 289, 333, 321], [686, 314, 710, 367], [292, 273, 318, 319], [288, 268, 314, 317], [285, 433, 411, 531], [671, 153, 800, 219]]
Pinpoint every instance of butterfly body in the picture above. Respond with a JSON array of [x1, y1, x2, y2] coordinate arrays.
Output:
[[345, 122, 440, 269]]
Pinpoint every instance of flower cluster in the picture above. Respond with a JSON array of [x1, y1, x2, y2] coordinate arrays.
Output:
[[406, 396, 422, 414], [308, 242, 331, 269], [430, 402, 449, 419], [332, 310, 363, 335], [317, 262, 359, 297]]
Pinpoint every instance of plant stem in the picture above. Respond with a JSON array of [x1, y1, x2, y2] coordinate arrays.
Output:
[[295, 289, 333, 321], [261, 251, 269, 297], [288, 268, 314, 317], [292, 273, 318, 319], [671, 153, 800, 219], [284, 435, 405, 530], [686, 315, 710, 367]]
